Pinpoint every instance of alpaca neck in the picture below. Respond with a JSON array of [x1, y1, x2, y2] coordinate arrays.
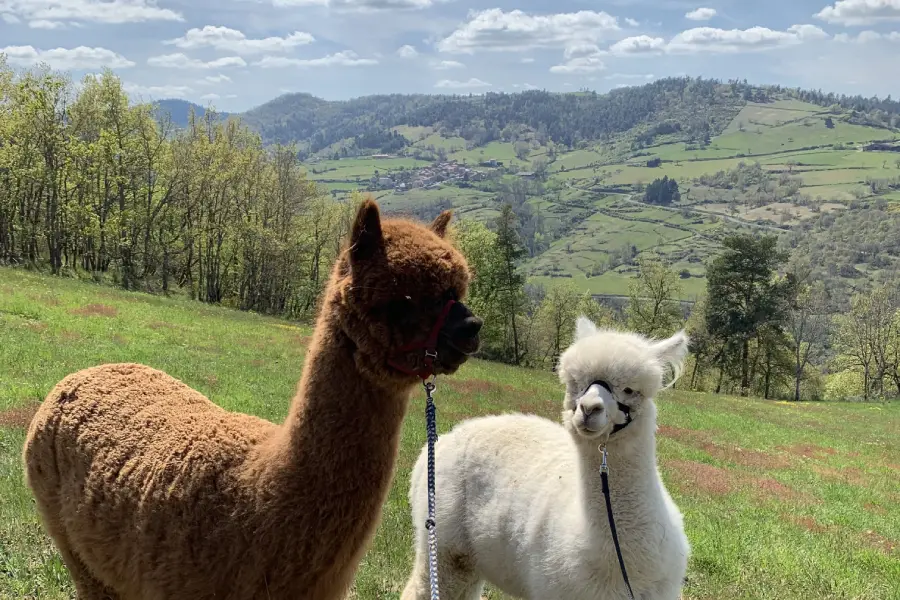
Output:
[[574, 401, 660, 520], [279, 307, 412, 481], [253, 293, 415, 588]]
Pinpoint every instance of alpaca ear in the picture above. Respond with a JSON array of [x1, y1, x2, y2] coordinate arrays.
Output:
[[350, 197, 384, 263], [574, 316, 598, 341], [653, 330, 690, 385], [430, 210, 453, 238]]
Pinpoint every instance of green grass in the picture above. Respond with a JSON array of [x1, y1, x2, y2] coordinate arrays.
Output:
[[306, 157, 429, 181], [449, 141, 530, 166], [392, 125, 433, 142], [721, 100, 825, 134], [1, 268, 898, 599], [411, 132, 469, 153]]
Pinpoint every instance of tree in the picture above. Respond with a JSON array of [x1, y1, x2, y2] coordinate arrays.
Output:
[[704, 234, 793, 396], [450, 213, 530, 366], [643, 176, 680, 206], [514, 141, 531, 161], [824, 116, 835, 129], [834, 286, 898, 400], [531, 157, 549, 179], [684, 295, 714, 390], [494, 203, 528, 364], [625, 258, 683, 338], [786, 280, 831, 401]]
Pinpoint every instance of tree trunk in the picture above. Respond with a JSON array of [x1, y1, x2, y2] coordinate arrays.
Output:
[[740, 338, 750, 396]]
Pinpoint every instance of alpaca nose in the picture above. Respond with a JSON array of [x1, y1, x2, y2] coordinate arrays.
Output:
[[457, 316, 483, 339], [580, 397, 605, 417]]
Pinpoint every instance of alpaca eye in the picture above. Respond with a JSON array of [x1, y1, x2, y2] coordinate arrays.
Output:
[[385, 299, 415, 320], [623, 388, 634, 395]]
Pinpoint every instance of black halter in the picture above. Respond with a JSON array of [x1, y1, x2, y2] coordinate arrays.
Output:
[[586, 380, 633, 435]]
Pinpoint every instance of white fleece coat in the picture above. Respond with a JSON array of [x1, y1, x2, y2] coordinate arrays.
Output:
[[402, 323, 690, 600]]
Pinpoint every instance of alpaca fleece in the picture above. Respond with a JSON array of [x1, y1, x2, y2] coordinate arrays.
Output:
[[402, 321, 691, 600], [23, 199, 475, 600]]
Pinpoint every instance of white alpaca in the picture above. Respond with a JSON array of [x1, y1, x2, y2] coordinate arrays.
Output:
[[401, 318, 691, 600]]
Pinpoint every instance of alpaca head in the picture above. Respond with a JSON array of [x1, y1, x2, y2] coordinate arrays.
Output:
[[337, 198, 482, 381], [557, 317, 689, 440]]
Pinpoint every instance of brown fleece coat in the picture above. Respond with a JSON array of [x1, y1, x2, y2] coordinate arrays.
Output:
[[22, 199, 474, 600]]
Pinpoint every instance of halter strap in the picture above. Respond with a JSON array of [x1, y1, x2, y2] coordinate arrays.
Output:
[[388, 299, 457, 380]]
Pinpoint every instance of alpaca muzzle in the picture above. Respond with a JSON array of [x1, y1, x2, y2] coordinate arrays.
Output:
[[388, 299, 458, 380], [582, 380, 633, 435]]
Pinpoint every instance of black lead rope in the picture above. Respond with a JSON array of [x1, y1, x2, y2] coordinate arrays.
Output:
[[600, 444, 635, 600], [599, 446, 635, 599]]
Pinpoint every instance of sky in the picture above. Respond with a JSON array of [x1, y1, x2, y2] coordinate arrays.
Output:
[[1, 0, 900, 112]]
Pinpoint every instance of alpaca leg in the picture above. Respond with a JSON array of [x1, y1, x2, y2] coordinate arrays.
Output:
[[65, 552, 120, 600], [400, 548, 484, 600], [39, 514, 119, 600], [399, 550, 428, 600]]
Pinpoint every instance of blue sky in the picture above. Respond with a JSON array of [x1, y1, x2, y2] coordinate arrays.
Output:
[[1, 0, 899, 112]]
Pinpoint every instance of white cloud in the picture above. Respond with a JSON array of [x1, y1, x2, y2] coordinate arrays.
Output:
[[625, 17, 639, 27], [550, 54, 605, 73], [433, 60, 465, 69], [203, 74, 233, 84], [1, 13, 21, 23], [686, 7, 717, 21], [397, 44, 419, 58], [434, 77, 491, 89], [564, 43, 603, 58], [164, 26, 314, 55], [512, 82, 538, 89], [200, 93, 221, 100], [124, 82, 194, 98], [147, 53, 247, 69], [551, 43, 607, 73], [254, 50, 377, 68], [834, 29, 900, 41], [28, 18, 66, 28], [272, 0, 436, 10], [667, 24, 828, 53], [0, 0, 182, 25], [815, 0, 900, 26], [521, 57, 535, 63], [609, 35, 667, 55], [1, 45, 135, 69], [437, 9, 620, 54]]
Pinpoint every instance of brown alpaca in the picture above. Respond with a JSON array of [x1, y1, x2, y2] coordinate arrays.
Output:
[[22, 199, 483, 600]]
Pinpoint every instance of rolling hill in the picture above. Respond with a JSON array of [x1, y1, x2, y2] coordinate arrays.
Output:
[[153, 98, 231, 127], [181, 78, 900, 303]]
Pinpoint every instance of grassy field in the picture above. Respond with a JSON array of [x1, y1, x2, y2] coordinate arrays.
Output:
[[1, 267, 898, 599]]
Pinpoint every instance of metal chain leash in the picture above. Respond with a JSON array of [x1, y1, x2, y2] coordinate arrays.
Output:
[[424, 379, 441, 600]]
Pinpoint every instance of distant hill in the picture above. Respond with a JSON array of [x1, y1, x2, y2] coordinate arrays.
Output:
[[231, 78, 900, 158], [238, 79, 743, 157], [153, 99, 231, 128]]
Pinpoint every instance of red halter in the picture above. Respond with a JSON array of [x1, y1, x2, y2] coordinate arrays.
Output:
[[388, 299, 457, 380]]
